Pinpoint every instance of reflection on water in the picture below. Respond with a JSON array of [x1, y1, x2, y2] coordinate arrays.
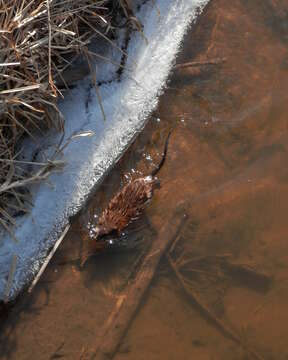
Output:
[[1, 0, 288, 359]]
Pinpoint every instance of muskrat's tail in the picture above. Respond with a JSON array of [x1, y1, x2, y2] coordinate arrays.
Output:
[[151, 129, 173, 177]]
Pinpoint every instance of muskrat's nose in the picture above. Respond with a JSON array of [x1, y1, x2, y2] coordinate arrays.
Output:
[[94, 226, 109, 239], [88, 224, 99, 239]]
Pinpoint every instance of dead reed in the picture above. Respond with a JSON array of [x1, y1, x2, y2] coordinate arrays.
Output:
[[0, 0, 132, 234]]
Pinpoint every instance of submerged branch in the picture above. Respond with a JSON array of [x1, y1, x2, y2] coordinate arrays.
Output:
[[167, 252, 264, 360], [90, 209, 187, 360]]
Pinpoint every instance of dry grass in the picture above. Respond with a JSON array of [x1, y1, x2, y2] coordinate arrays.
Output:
[[0, 0, 133, 234]]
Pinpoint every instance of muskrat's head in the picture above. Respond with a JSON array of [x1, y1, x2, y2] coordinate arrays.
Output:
[[88, 224, 107, 240], [94, 224, 117, 240], [94, 226, 106, 238]]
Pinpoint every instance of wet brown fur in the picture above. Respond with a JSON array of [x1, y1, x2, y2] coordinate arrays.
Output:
[[96, 176, 157, 238], [80, 132, 171, 265], [80, 177, 159, 265], [94, 130, 172, 241], [83, 129, 172, 258]]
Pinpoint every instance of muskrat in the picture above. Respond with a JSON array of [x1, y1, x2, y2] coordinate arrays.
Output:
[[81, 130, 172, 264]]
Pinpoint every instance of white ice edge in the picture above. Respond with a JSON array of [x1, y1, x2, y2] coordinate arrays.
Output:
[[0, 0, 209, 301]]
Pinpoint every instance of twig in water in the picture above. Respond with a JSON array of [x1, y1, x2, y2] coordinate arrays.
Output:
[[221, 260, 272, 292], [175, 57, 226, 69], [89, 210, 187, 360], [169, 233, 181, 254], [166, 253, 264, 360], [28, 224, 70, 293]]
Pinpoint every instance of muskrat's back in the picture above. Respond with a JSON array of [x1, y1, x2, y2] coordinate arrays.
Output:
[[83, 129, 172, 259], [95, 176, 158, 238]]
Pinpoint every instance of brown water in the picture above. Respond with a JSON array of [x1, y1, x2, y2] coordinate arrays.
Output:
[[1, 0, 288, 359]]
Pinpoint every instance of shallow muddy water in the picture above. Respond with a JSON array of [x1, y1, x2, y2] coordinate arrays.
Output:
[[1, 0, 288, 359]]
